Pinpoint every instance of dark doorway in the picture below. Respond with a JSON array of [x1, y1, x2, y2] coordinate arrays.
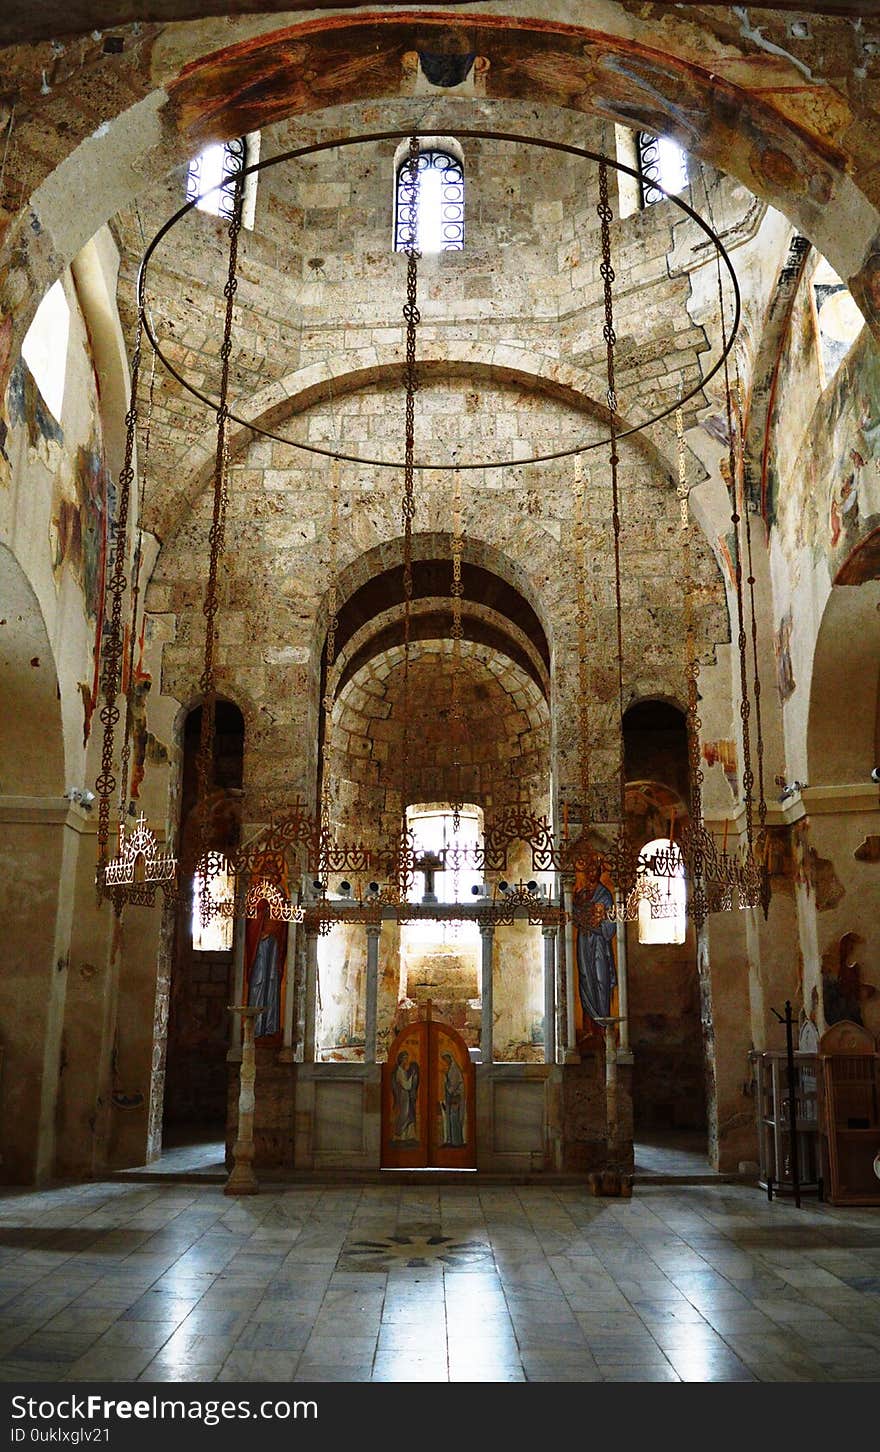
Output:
[[162, 701, 244, 1150]]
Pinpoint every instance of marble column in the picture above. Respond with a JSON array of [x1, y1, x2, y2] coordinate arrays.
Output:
[[542, 926, 557, 1064], [615, 895, 630, 1054], [364, 924, 381, 1064], [225, 1004, 262, 1195], [479, 923, 494, 1064], [562, 881, 579, 1060], [228, 911, 246, 1061], [278, 921, 298, 1064], [303, 930, 319, 1064]]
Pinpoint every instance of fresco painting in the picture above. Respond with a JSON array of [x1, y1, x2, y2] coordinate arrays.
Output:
[[773, 610, 796, 702], [7, 361, 64, 452], [571, 854, 618, 1048], [388, 1025, 423, 1149]]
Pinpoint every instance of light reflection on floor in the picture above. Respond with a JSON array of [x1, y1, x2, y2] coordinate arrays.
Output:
[[0, 1178, 878, 1382]]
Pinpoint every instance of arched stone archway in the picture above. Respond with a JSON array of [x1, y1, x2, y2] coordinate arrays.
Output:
[[807, 580, 880, 787], [3, 4, 880, 401], [0, 545, 70, 1183]]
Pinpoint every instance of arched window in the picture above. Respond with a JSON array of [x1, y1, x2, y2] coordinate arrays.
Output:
[[186, 132, 261, 229], [191, 852, 234, 952], [638, 132, 688, 207], [404, 802, 482, 945], [21, 279, 69, 423], [394, 147, 464, 253], [638, 838, 687, 945]]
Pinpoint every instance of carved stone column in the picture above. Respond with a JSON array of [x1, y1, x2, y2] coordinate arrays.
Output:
[[542, 926, 557, 1064], [364, 924, 381, 1064], [303, 930, 319, 1064], [225, 1004, 262, 1196], [479, 923, 494, 1064]]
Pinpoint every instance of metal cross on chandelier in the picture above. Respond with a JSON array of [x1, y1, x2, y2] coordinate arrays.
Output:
[[94, 128, 770, 936]]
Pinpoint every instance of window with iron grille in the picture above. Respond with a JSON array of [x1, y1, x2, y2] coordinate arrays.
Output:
[[186, 135, 255, 224], [637, 132, 688, 208], [394, 149, 464, 253]]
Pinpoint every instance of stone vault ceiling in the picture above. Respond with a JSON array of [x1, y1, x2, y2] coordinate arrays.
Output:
[[2, 1, 880, 385]]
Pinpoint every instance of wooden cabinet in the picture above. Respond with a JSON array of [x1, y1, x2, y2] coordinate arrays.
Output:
[[818, 1020, 880, 1206], [754, 1048, 820, 1195]]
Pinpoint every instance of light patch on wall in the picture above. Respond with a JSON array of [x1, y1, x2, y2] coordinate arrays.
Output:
[[21, 280, 69, 423], [812, 256, 864, 391]]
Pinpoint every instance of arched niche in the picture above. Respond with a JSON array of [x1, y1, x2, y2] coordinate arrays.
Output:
[[164, 696, 245, 1140], [807, 580, 880, 786], [0, 544, 64, 796]]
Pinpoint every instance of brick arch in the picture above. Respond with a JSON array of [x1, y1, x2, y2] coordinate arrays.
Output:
[[329, 595, 550, 705], [327, 636, 551, 837], [4, 6, 880, 406], [323, 530, 553, 660]]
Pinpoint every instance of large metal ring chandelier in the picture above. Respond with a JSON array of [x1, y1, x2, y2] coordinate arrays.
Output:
[[139, 128, 741, 470]]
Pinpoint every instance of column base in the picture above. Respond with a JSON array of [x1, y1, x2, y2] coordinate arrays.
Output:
[[224, 1163, 259, 1195]]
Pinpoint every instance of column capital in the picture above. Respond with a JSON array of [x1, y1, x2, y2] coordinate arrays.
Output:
[[365, 923, 382, 940], [478, 922, 495, 939]]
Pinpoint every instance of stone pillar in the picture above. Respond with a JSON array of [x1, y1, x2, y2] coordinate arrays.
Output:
[[229, 912, 246, 1061], [542, 926, 556, 1064], [225, 1004, 261, 1195], [364, 924, 381, 1065], [303, 930, 319, 1064], [479, 923, 494, 1064]]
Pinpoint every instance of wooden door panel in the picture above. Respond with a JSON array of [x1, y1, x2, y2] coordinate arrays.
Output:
[[381, 1022, 428, 1167], [382, 1012, 476, 1169], [430, 1021, 476, 1168]]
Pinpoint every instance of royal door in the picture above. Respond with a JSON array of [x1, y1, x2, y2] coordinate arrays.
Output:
[[381, 1004, 476, 1169]]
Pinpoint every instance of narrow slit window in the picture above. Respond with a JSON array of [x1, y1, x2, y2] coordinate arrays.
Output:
[[395, 148, 464, 253]]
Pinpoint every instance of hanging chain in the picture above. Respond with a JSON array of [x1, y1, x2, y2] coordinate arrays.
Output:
[[450, 464, 464, 834], [573, 455, 592, 823], [677, 403, 708, 928], [399, 134, 421, 834], [734, 363, 767, 838], [716, 255, 754, 858], [95, 309, 144, 879], [597, 159, 627, 829], [321, 456, 341, 841], [195, 164, 244, 913], [117, 345, 156, 822]]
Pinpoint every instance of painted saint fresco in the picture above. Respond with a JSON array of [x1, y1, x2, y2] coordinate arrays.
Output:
[[438, 1051, 466, 1147], [572, 856, 618, 1044], [245, 882, 288, 1045], [574, 857, 617, 1022], [386, 1024, 425, 1154]]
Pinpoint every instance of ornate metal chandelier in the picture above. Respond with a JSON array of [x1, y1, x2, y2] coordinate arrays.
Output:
[[94, 126, 769, 941]]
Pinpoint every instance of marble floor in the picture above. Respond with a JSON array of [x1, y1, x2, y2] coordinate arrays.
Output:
[[634, 1132, 721, 1179], [0, 1179, 878, 1383]]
